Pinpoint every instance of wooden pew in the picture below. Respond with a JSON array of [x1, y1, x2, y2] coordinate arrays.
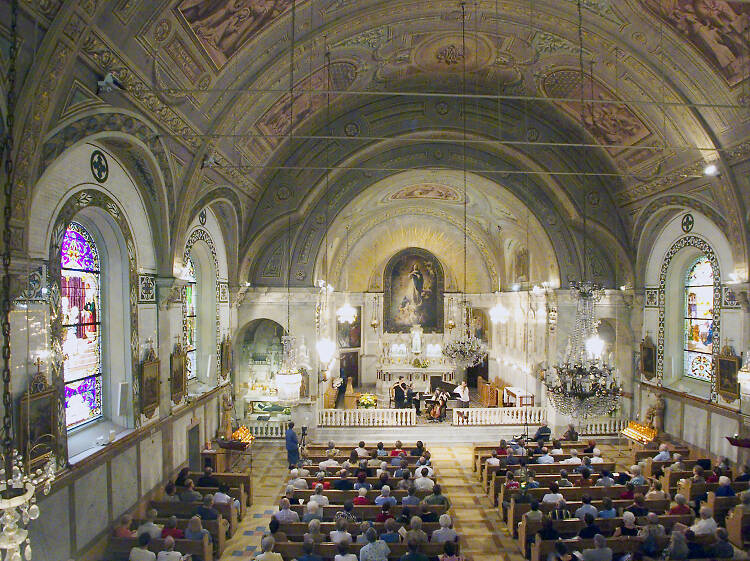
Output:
[[288, 504, 447, 521], [531, 535, 668, 561], [659, 468, 694, 492], [498, 484, 648, 513], [176, 484, 247, 518], [518, 514, 693, 557], [140, 517, 226, 555], [276, 521, 441, 541], [293, 489, 429, 502], [706, 491, 741, 523], [273, 541, 454, 561], [472, 441, 592, 472], [306, 454, 423, 463], [150, 500, 239, 536], [632, 447, 690, 463], [302, 476, 435, 487], [676, 478, 749, 500], [642, 457, 704, 478], [725, 505, 750, 549], [188, 471, 252, 506], [476, 452, 599, 482], [506, 497, 670, 536], [107, 535, 212, 561]]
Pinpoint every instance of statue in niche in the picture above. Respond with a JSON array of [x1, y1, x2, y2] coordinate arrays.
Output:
[[644, 392, 667, 439], [410, 325, 423, 355], [221, 390, 234, 439]]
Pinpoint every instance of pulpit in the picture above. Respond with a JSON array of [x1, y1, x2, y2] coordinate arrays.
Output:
[[343, 378, 358, 409]]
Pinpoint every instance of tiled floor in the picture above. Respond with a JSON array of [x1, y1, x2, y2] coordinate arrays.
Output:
[[219, 441, 628, 561]]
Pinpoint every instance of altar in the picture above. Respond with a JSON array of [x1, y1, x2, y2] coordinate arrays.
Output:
[[376, 366, 455, 394]]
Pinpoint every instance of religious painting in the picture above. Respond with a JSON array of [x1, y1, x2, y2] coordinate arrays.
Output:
[[171, 342, 187, 404], [337, 307, 362, 349], [388, 184, 461, 202], [221, 335, 233, 380], [722, 285, 740, 308], [640, 1, 750, 86], [20, 388, 56, 469], [175, 0, 293, 69], [640, 337, 656, 380], [469, 308, 489, 343], [140, 348, 160, 418], [383, 248, 444, 333], [716, 346, 740, 402]]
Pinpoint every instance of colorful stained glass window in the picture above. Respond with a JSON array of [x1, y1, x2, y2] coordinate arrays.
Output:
[[184, 257, 197, 380], [684, 256, 714, 382], [61, 222, 103, 429]]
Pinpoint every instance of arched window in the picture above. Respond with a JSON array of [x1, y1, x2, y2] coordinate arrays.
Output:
[[184, 257, 198, 379], [61, 222, 103, 430], [684, 255, 714, 381]]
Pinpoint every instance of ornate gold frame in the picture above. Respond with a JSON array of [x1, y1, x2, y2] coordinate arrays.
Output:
[[170, 341, 186, 403], [716, 345, 740, 403], [640, 336, 656, 380], [140, 346, 160, 418]]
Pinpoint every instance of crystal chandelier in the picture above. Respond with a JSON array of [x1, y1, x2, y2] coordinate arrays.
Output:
[[336, 226, 357, 324], [543, 282, 622, 418], [0, 3, 57, 558]]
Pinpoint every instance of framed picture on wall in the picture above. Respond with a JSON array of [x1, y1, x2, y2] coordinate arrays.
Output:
[[337, 307, 362, 348], [19, 385, 57, 469], [140, 347, 160, 418], [171, 342, 187, 403], [716, 345, 740, 403], [640, 337, 656, 380], [221, 336, 232, 379]]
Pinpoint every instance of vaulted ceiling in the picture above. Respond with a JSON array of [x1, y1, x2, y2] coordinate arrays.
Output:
[[5, 0, 750, 287]]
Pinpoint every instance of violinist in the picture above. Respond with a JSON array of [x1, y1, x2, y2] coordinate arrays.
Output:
[[406, 383, 420, 414], [391, 376, 407, 408]]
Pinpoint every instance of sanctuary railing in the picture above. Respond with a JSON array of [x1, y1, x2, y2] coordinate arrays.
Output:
[[451, 406, 547, 426], [245, 419, 290, 438], [579, 417, 629, 436], [318, 408, 418, 427]]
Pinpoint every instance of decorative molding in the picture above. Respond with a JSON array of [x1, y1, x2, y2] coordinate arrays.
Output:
[[644, 288, 658, 308], [138, 274, 156, 303]]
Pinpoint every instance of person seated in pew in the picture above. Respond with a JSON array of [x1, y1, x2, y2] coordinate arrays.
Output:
[[326, 441, 341, 456], [335, 501, 360, 524], [397, 473, 412, 491], [289, 468, 309, 490], [717, 456, 731, 472], [612, 511, 638, 537], [375, 443, 388, 457], [510, 438, 526, 456], [298, 537, 324, 561], [581, 533, 612, 561], [274, 498, 300, 523], [355, 522, 371, 544], [740, 490, 750, 512], [689, 506, 718, 536], [391, 452, 407, 467], [578, 468, 594, 488], [708, 527, 735, 559], [179, 480, 203, 503], [354, 488, 372, 505], [320, 450, 341, 471], [375, 472, 392, 491], [316, 473, 332, 490], [575, 457, 593, 475], [284, 485, 296, 503], [715, 475, 736, 497], [669, 494, 691, 516], [413, 469, 434, 493], [495, 440, 509, 456], [129, 532, 156, 561], [298, 461, 312, 478], [161, 516, 184, 540], [367, 455, 383, 470], [594, 471, 614, 488], [531, 440, 546, 456], [505, 450, 519, 466], [175, 467, 190, 487], [355, 441, 370, 458], [405, 516, 428, 544], [549, 440, 564, 456], [439, 539, 463, 561], [305, 519, 325, 543], [114, 514, 136, 538], [266, 517, 288, 543], [638, 512, 666, 540], [214, 483, 241, 510], [561, 424, 578, 442], [619, 482, 636, 500], [410, 442, 426, 458], [375, 466, 390, 482], [156, 535, 185, 561], [583, 440, 596, 454], [624, 494, 649, 517], [669, 453, 685, 473], [394, 460, 411, 480], [561, 450, 582, 465], [184, 516, 211, 543], [197, 466, 220, 488], [550, 499, 572, 520], [628, 465, 646, 486], [526, 472, 540, 489], [400, 538, 428, 561], [303, 501, 322, 522], [691, 465, 706, 484], [534, 421, 552, 443], [578, 513, 602, 539], [424, 485, 450, 509], [390, 441, 406, 457], [415, 456, 433, 473], [557, 469, 574, 488], [537, 448, 554, 464], [192, 496, 218, 525], [590, 449, 604, 464], [542, 482, 564, 505], [574, 495, 598, 520], [375, 485, 398, 507], [330, 518, 354, 544], [418, 503, 438, 523], [360, 527, 391, 561], [547, 541, 571, 561], [137, 509, 163, 540], [486, 451, 502, 467], [164, 483, 180, 503], [309, 484, 330, 507], [664, 529, 689, 560], [523, 501, 543, 523], [335, 470, 355, 491], [376, 503, 393, 523], [344, 451, 361, 470], [256, 536, 283, 561], [645, 480, 668, 501], [597, 497, 616, 519], [504, 472, 520, 491], [380, 518, 401, 543], [514, 458, 530, 481], [653, 443, 671, 462], [431, 514, 457, 544], [683, 530, 708, 559], [733, 464, 750, 482], [536, 516, 560, 541]]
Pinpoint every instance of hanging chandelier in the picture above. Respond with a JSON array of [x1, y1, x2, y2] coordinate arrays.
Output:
[[442, 3, 487, 372], [335, 226, 357, 324], [0, 2, 57, 559]]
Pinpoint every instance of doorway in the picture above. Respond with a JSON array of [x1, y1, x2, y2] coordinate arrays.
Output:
[[466, 356, 488, 388], [340, 351, 360, 388], [187, 424, 201, 472]]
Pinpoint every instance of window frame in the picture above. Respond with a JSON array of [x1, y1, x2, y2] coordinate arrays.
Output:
[[683, 255, 714, 382]]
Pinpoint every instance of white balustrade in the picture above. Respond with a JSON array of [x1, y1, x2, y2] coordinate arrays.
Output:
[[451, 406, 548, 426], [246, 419, 289, 438], [318, 408, 417, 427], [579, 417, 628, 436]]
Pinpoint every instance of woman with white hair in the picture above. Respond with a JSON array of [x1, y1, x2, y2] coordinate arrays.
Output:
[[374, 485, 397, 507], [405, 516, 428, 544], [629, 464, 646, 486], [376, 462, 389, 478], [304, 519, 325, 543], [589, 448, 604, 464], [329, 517, 353, 544], [303, 500, 322, 522], [289, 468, 308, 489], [613, 511, 639, 537], [688, 506, 717, 535], [431, 514, 458, 543], [256, 536, 283, 561], [715, 475, 736, 497], [309, 484, 330, 507]]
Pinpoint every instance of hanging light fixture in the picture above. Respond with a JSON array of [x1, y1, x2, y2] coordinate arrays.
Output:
[[489, 302, 509, 324], [0, 3, 56, 559], [442, 2, 487, 371], [543, 0, 621, 419], [335, 225, 357, 324]]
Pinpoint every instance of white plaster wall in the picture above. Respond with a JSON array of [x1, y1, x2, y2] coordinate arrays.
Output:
[[111, 444, 139, 518], [662, 395, 681, 437], [140, 430, 164, 492], [74, 462, 109, 548], [710, 412, 739, 461], [683, 404, 708, 450], [172, 412, 192, 468], [31, 487, 71, 561]]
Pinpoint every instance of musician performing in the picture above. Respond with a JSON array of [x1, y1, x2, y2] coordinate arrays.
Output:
[[390, 376, 470, 422]]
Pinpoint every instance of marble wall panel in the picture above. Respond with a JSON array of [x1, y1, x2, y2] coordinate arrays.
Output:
[[30, 487, 71, 561], [111, 443, 138, 518], [140, 430, 164, 492], [663, 395, 681, 438], [74, 462, 109, 548], [710, 412, 739, 461], [683, 404, 708, 451]]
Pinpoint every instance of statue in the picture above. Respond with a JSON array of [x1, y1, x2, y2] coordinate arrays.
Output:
[[222, 390, 234, 439], [410, 324, 423, 355], [299, 367, 309, 398], [644, 393, 667, 439]]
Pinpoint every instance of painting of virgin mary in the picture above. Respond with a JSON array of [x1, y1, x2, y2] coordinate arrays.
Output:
[[384, 248, 444, 333]]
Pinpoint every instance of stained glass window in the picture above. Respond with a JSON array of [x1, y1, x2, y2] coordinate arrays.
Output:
[[184, 257, 197, 380], [61, 222, 103, 430], [684, 256, 714, 382]]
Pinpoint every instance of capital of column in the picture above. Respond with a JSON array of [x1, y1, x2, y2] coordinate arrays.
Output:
[[156, 276, 188, 310]]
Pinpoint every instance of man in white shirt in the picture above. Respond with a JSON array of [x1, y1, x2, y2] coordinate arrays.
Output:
[[454, 381, 470, 408], [129, 534, 156, 561], [582, 534, 613, 561], [156, 536, 184, 561], [652, 443, 671, 462], [214, 484, 241, 510], [136, 509, 163, 540], [486, 451, 501, 466], [289, 468, 309, 489], [689, 506, 718, 536], [319, 450, 341, 471], [590, 448, 604, 463], [561, 450, 582, 465], [536, 448, 554, 464], [354, 441, 370, 457], [415, 459, 433, 477], [414, 467, 435, 492], [273, 498, 301, 522]]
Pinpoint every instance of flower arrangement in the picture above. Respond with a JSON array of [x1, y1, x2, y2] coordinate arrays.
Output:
[[412, 357, 430, 368], [357, 393, 378, 409]]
